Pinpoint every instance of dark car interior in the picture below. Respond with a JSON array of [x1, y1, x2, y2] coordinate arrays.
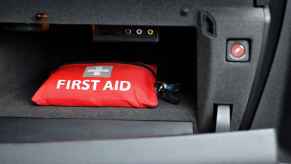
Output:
[[0, 0, 290, 163]]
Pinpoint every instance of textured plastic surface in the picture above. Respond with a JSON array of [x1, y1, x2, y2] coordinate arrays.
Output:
[[0, 118, 194, 142], [244, 0, 286, 130], [0, 129, 277, 164], [250, 0, 291, 162], [197, 7, 269, 131], [0, 0, 252, 26], [251, 0, 287, 129]]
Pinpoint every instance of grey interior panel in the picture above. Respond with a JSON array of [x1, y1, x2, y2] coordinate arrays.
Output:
[[0, 129, 277, 164]]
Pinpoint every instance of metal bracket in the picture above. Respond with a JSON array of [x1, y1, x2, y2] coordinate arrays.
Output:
[[215, 105, 231, 132]]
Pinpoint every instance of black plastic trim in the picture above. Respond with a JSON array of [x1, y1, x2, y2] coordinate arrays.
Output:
[[0, 0, 253, 26], [240, 0, 287, 130], [0, 118, 194, 142]]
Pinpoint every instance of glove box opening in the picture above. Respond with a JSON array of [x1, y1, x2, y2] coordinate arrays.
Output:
[[0, 25, 196, 123]]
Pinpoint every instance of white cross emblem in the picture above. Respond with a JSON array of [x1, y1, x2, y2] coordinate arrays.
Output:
[[87, 67, 110, 76], [84, 66, 113, 77]]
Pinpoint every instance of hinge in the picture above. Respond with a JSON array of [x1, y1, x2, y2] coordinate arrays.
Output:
[[215, 105, 231, 132]]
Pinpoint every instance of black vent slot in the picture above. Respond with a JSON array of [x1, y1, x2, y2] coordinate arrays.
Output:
[[199, 11, 217, 38]]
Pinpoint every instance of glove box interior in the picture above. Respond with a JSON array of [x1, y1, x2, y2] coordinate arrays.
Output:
[[0, 25, 197, 140]]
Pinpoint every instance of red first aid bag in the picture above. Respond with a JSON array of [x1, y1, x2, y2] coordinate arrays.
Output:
[[32, 63, 158, 108]]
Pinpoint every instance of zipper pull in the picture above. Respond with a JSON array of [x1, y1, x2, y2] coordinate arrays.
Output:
[[157, 82, 181, 105]]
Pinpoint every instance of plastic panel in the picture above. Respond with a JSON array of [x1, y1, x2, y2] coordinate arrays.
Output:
[[197, 7, 269, 131], [0, 0, 252, 26], [0, 118, 194, 142], [0, 129, 277, 164]]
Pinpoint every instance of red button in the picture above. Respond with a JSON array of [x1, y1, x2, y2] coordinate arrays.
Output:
[[230, 43, 246, 59]]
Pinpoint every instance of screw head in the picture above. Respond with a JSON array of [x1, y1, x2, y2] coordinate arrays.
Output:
[[35, 12, 48, 20], [180, 8, 190, 16]]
